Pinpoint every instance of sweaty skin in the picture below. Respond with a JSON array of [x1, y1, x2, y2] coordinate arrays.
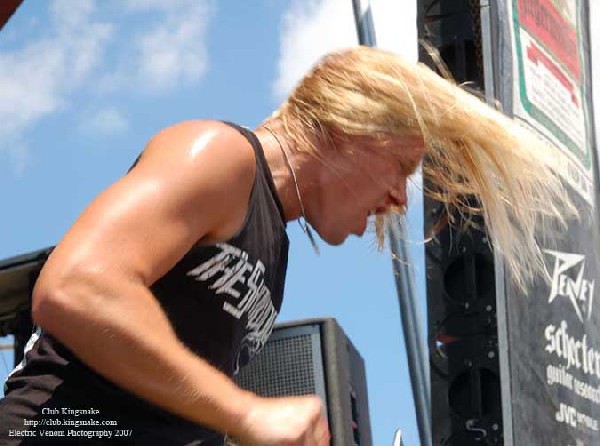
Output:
[[32, 120, 329, 445], [32, 119, 422, 445]]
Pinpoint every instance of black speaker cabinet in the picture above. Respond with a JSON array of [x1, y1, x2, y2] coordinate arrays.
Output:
[[424, 197, 502, 445], [234, 318, 372, 446]]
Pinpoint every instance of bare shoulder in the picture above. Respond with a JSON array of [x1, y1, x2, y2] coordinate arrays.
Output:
[[39, 120, 259, 287], [139, 120, 256, 174], [130, 119, 258, 243]]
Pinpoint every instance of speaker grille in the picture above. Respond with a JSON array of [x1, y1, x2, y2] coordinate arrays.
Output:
[[233, 319, 372, 446], [236, 334, 316, 397]]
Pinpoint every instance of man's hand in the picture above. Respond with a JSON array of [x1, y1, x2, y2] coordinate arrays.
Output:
[[236, 395, 330, 446]]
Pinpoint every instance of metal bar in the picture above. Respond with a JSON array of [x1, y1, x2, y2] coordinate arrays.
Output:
[[479, 0, 496, 102], [393, 429, 404, 446], [388, 215, 432, 446], [480, 0, 514, 444], [352, 0, 377, 46]]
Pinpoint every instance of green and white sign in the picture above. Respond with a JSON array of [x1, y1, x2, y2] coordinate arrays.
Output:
[[511, 0, 594, 203]]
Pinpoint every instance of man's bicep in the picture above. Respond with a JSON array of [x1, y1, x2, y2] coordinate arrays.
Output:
[[47, 129, 256, 287]]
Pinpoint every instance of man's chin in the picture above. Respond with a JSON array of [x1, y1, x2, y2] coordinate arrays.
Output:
[[321, 232, 348, 246], [313, 224, 352, 246]]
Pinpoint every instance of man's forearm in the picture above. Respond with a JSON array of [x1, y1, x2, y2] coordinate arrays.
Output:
[[32, 271, 254, 437]]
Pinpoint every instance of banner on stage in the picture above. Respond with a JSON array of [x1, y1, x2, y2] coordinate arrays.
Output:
[[495, 0, 600, 444]]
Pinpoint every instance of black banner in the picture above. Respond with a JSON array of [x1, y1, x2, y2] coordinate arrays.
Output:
[[494, 0, 600, 444]]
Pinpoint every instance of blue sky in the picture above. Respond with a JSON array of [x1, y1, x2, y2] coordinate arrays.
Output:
[[0, 1, 424, 445]]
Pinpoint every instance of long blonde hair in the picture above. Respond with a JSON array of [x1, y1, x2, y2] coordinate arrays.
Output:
[[270, 45, 575, 289]]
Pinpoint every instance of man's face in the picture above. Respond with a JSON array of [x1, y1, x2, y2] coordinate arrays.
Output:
[[306, 133, 425, 246]]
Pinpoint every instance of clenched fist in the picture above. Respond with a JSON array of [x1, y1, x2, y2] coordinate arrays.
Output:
[[235, 395, 330, 446]]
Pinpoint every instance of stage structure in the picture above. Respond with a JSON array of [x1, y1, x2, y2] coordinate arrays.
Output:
[[419, 2, 501, 445], [420, 0, 600, 445]]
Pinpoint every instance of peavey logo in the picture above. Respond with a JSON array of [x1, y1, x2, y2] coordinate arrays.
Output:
[[544, 250, 594, 323]]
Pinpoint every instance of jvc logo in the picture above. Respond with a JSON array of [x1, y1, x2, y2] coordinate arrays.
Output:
[[545, 250, 594, 323], [556, 403, 577, 427]]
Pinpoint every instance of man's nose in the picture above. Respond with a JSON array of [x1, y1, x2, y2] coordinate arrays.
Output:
[[388, 181, 408, 207]]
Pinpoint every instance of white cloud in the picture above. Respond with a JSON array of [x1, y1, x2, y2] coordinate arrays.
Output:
[[0, 0, 214, 173], [101, 0, 213, 94], [0, 0, 112, 170], [123, 0, 176, 12], [273, 0, 358, 101], [50, 0, 95, 34], [81, 107, 129, 135], [133, 2, 211, 92], [370, 0, 418, 61], [273, 0, 418, 101]]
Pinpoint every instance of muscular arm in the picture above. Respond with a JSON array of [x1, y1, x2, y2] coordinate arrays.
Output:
[[31, 121, 258, 436]]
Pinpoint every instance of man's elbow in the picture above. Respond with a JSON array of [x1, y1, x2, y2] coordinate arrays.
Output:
[[31, 269, 98, 334], [31, 282, 73, 333]]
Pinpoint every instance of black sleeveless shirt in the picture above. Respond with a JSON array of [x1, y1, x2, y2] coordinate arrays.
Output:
[[0, 123, 289, 445]]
